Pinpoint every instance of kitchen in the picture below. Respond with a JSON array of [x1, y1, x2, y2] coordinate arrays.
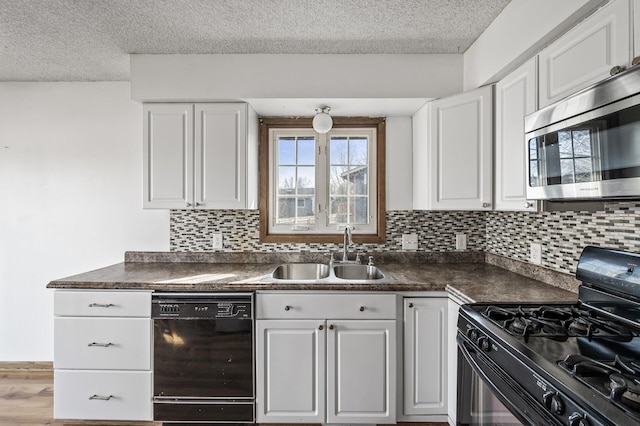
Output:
[[3, 0, 640, 425]]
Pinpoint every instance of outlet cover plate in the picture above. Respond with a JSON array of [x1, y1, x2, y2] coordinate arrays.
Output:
[[212, 233, 223, 250], [402, 234, 418, 250], [456, 233, 467, 250], [530, 242, 542, 265]]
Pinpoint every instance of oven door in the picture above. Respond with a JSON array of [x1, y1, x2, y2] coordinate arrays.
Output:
[[457, 333, 560, 426]]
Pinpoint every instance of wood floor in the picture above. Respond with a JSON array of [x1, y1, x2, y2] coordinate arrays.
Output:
[[0, 366, 447, 426]]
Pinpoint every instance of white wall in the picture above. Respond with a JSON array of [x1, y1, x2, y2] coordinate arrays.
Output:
[[463, 0, 606, 90], [131, 54, 464, 101], [0, 82, 169, 361], [386, 117, 413, 210]]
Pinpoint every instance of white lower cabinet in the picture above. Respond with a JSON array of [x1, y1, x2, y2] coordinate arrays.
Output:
[[402, 297, 448, 420], [54, 370, 152, 421], [53, 290, 153, 421], [256, 292, 397, 424]]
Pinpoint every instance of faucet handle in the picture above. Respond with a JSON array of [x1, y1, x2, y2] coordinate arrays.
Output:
[[355, 251, 362, 264], [368, 256, 374, 266]]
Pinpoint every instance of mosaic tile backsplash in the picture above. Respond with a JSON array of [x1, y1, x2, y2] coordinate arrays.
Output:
[[170, 202, 640, 276], [170, 210, 486, 254]]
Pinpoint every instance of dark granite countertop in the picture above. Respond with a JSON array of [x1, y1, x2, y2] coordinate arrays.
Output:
[[47, 252, 578, 304]]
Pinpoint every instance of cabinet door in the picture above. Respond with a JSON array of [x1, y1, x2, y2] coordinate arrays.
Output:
[[256, 320, 325, 423], [195, 103, 247, 209], [143, 103, 193, 209], [539, 0, 631, 108], [494, 57, 538, 211], [427, 85, 493, 210], [403, 298, 447, 417], [327, 320, 396, 424], [447, 298, 461, 425], [635, 0, 640, 62]]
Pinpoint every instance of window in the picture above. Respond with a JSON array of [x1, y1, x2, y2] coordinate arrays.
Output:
[[259, 117, 385, 243]]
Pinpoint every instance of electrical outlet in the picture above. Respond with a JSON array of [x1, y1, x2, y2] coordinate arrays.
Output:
[[402, 234, 418, 250], [212, 233, 223, 250], [530, 242, 542, 265], [456, 233, 467, 250]]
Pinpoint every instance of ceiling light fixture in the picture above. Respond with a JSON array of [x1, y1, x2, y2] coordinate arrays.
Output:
[[312, 107, 333, 134]]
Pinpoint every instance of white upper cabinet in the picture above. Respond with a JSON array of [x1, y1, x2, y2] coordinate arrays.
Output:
[[635, 0, 640, 60], [494, 57, 538, 211], [413, 85, 493, 210], [538, 0, 632, 108], [143, 102, 257, 209]]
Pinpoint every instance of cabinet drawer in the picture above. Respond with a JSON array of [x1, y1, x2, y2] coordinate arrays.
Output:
[[256, 293, 397, 319], [54, 290, 151, 317], [54, 370, 152, 421], [55, 317, 151, 370]]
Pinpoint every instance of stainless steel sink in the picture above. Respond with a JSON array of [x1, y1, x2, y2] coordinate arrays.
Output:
[[333, 264, 385, 280], [271, 263, 330, 280]]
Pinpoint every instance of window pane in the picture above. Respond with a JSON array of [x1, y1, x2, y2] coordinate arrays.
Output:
[[329, 196, 348, 224], [296, 197, 315, 223], [330, 138, 348, 164], [277, 198, 295, 223], [278, 138, 296, 165], [350, 197, 369, 224], [298, 137, 316, 165], [278, 166, 296, 195], [330, 166, 349, 195], [350, 166, 368, 195], [297, 166, 316, 196], [350, 138, 368, 165]]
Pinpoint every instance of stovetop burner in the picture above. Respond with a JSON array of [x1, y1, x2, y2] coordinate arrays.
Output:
[[559, 354, 640, 419], [481, 304, 636, 342]]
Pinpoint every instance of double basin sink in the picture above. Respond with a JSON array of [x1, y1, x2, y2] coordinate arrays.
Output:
[[271, 263, 385, 282]]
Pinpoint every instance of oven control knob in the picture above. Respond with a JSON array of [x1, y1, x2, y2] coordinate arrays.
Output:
[[478, 336, 492, 352], [568, 412, 589, 426], [542, 391, 564, 415], [467, 328, 479, 341]]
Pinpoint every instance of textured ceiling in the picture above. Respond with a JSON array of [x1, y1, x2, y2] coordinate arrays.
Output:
[[0, 0, 511, 82]]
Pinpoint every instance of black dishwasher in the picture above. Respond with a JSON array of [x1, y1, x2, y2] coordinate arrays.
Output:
[[152, 293, 254, 423]]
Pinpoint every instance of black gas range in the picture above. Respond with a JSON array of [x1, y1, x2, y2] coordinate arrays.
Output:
[[457, 246, 640, 426]]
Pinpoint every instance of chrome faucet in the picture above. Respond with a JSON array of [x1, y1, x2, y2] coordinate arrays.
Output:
[[342, 225, 353, 262]]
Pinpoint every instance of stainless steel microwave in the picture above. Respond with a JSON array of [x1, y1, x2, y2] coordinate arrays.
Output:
[[525, 67, 640, 200]]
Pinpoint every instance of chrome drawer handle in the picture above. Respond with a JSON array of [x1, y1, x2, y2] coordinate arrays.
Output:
[[88, 303, 115, 308], [88, 394, 113, 401], [88, 342, 114, 347]]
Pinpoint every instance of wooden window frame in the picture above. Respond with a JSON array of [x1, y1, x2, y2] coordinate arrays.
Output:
[[259, 116, 386, 244]]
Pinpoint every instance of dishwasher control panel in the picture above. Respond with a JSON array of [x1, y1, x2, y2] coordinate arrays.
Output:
[[152, 293, 253, 319]]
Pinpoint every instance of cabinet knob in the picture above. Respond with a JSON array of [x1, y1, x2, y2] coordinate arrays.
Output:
[[284, 305, 291, 311], [524, 201, 534, 209], [319, 325, 324, 331], [329, 324, 335, 330], [482, 202, 491, 208], [408, 302, 414, 308], [186, 203, 193, 208], [610, 65, 625, 76], [359, 306, 366, 312], [633, 57, 640, 67], [195, 202, 202, 207]]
